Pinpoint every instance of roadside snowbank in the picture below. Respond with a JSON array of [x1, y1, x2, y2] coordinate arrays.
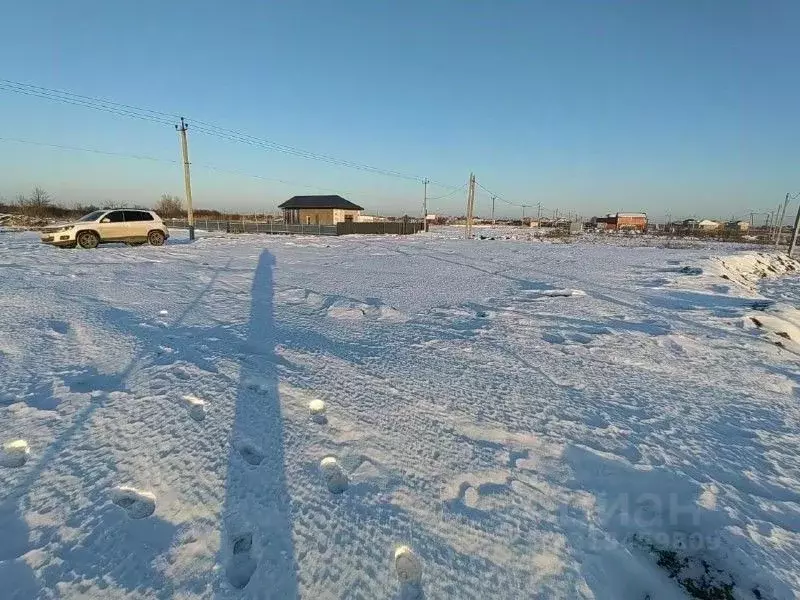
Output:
[[711, 252, 800, 291], [682, 252, 800, 353]]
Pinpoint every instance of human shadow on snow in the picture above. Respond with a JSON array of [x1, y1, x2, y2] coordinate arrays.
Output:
[[215, 250, 299, 597]]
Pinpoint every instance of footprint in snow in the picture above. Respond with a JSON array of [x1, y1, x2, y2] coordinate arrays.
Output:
[[111, 486, 156, 519], [320, 456, 349, 494], [1, 440, 30, 467], [236, 441, 265, 466], [542, 332, 566, 344], [309, 399, 327, 424], [568, 332, 593, 344], [395, 546, 424, 599], [539, 289, 586, 298], [226, 531, 257, 589], [182, 395, 207, 421]]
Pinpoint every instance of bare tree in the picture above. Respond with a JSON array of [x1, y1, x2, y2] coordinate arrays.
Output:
[[30, 187, 51, 208], [17, 187, 53, 218], [154, 194, 183, 218]]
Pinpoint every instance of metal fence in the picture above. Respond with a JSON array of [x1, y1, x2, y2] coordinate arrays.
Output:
[[166, 219, 338, 236], [165, 219, 424, 236], [336, 221, 424, 235]]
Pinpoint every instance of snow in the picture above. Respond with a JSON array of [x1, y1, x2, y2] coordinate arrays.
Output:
[[1, 439, 30, 467], [1, 228, 799, 599], [110, 486, 157, 519]]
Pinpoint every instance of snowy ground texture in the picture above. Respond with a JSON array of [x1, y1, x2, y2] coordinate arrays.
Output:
[[1, 227, 799, 600]]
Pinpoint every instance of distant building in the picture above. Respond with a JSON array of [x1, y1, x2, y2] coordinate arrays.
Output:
[[616, 213, 648, 230], [278, 195, 364, 225], [591, 212, 647, 231], [357, 214, 390, 223], [725, 220, 750, 232], [697, 219, 721, 231]]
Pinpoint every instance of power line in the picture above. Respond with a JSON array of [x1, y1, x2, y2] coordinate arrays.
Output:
[[0, 136, 178, 164], [0, 81, 174, 126], [0, 79, 464, 190], [426, 184, 467, 201], [0, 79, 179, 120], [0, 136, 366, 199], [475, 181, 527, 208], [190, 123, 425, 183]]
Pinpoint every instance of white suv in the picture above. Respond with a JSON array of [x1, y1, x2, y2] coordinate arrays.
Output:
[[40, 209, 170, 249]]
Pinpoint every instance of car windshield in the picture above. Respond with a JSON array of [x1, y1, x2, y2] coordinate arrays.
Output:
[[76, 210, 106, 222]]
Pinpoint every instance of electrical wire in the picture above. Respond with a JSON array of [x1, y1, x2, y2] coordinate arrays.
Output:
[[0, 79, 179, 120], [426, 184, 467, 201], [0, 81, 174, 127], [0, 79, 464, 190], [0, 136, 178, 164], [475, 181, 529, 208], [190, 123, 424, 183], [0, 136, 364, 199]]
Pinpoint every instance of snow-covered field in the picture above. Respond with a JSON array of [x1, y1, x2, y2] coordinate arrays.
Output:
[[1, 228, 799, 599]]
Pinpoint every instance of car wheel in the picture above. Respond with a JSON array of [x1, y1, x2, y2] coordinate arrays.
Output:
[[77, 231, 100, 249], [148, 231, 166, 246]]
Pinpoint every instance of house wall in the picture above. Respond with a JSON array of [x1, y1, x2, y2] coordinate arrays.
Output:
[[332, 209, 361, 223], [283, 208, 363, 225], [698, 222, 721, 230], [616, 215, 647, 231]]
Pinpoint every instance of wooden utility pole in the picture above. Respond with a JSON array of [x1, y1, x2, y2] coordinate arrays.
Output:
[[176, 117, 195, 241], [789, 200, 800, 257], [771, 203, 782, 243], [422, 178, 429, 232], [775, 193, 790, 246], [465, 173, 476, 239]]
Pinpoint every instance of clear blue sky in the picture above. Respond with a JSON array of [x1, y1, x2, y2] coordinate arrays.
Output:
[[0, 0, 797, 220]]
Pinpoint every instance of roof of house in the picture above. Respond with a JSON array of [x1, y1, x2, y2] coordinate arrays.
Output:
[[278, 195, 364, 210]]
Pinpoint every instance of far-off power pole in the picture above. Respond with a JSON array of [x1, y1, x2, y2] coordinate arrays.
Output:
[[422, 178, 429, 232], [465, 173, 476, 239], [176, 117, 195, 241]]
